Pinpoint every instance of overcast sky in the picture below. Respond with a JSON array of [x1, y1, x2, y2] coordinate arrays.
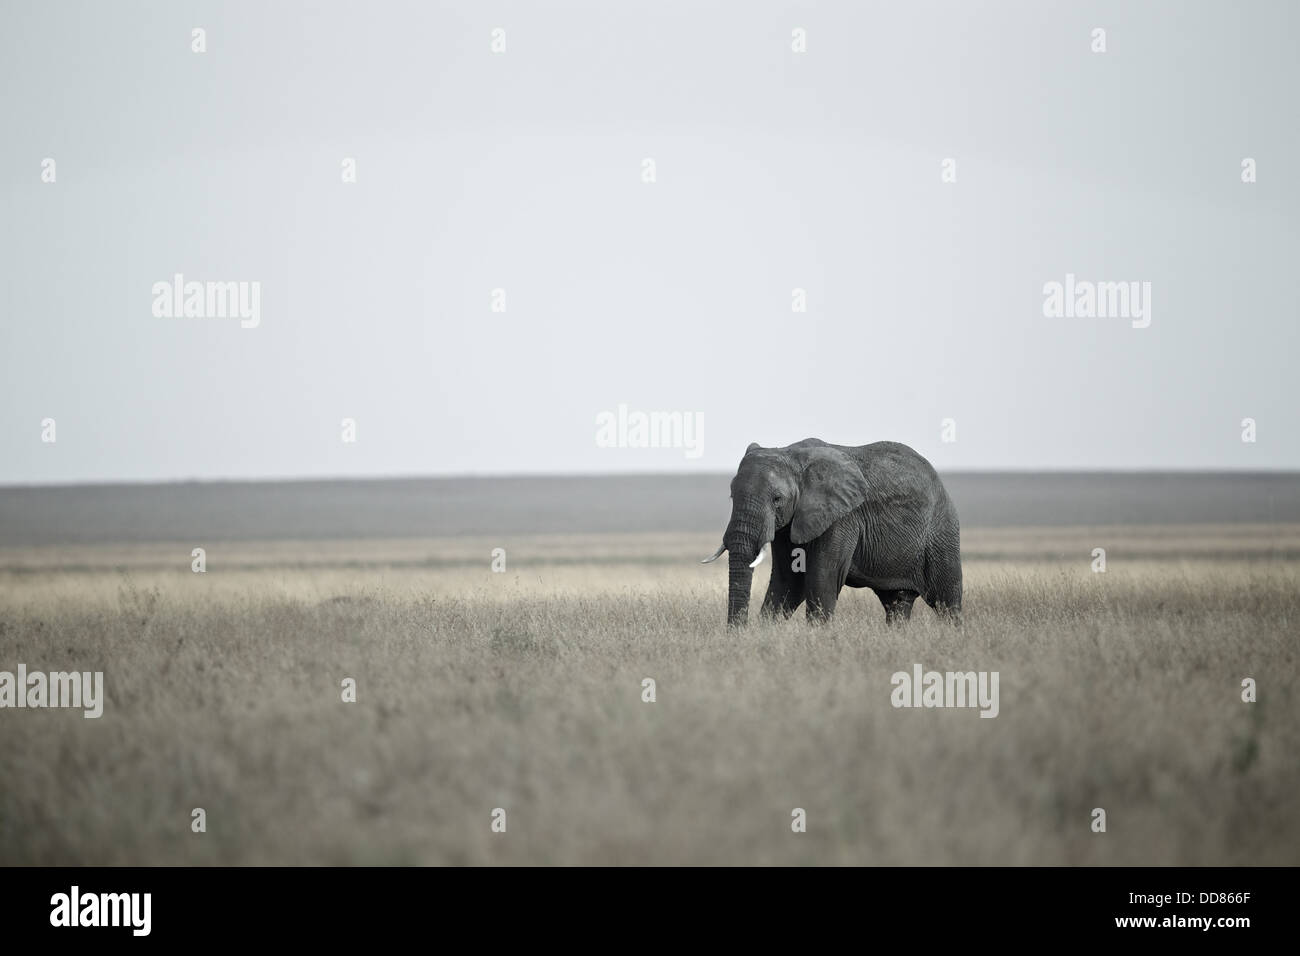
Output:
[[2, 0, 1297, 484]]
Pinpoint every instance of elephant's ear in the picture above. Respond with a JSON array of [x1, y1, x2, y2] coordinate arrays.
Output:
[[790, 450, 869, 544]]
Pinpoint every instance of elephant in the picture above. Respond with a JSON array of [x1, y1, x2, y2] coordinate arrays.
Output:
[[701, 439, 962, 627]]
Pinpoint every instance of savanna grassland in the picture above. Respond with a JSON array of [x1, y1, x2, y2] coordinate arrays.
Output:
[[1, 523, 1296, 866]]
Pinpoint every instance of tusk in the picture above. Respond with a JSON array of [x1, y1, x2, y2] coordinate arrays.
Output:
[[700, 543, 726, 564], [749, 546, 767, 569]]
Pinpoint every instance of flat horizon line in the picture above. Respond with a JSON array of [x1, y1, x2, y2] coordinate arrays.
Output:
[[3, 467, 1299, 491]]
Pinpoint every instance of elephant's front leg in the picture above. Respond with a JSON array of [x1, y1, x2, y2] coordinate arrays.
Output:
[[760, 526, 805, 619], [804, 549, 849, 624]]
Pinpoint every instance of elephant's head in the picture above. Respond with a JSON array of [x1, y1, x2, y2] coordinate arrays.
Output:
[[702, 440, 869, 626]]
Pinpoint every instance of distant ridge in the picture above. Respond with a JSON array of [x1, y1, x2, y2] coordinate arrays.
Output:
[[1, 473, 1298, 546]]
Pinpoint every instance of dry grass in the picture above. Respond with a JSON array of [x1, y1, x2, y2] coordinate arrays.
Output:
[[0, 528, 1296, 865]]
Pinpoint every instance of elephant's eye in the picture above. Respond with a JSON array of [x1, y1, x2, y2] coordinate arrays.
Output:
[[773, 494, 782, 504]]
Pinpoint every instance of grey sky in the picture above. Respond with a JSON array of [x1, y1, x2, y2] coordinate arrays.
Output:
[[2, 0, 1297, 483]]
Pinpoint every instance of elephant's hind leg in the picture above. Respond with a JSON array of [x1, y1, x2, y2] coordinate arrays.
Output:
[[923, 531, 963, 625], [922, 577, 963, 625], [874, 589, 919, 625]]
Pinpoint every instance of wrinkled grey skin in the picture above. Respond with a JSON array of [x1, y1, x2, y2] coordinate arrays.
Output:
[[706, 439, 962, 627]]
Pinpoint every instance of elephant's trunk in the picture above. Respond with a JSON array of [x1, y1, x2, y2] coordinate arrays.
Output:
[[723, 505, 773, 627], [727, 551, 754, 627]]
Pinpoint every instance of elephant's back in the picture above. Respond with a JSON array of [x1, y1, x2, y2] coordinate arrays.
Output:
[[852, 442, 955, 520], [853, 441, 940, 484]]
